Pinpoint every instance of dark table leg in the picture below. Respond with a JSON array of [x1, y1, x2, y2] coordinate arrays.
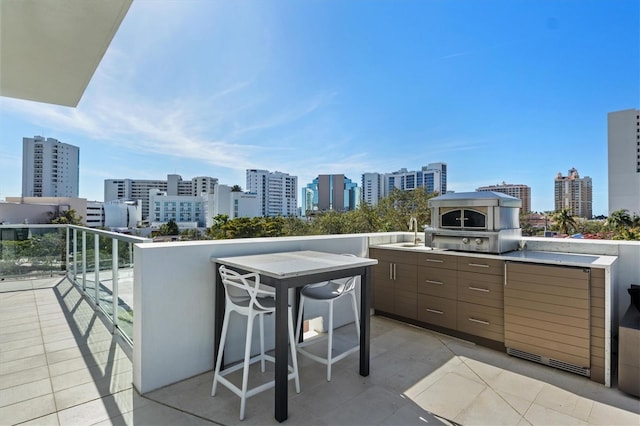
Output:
[[214, 263, 225, 367], [274, 283, 288, 422], [359, 266, 371, 376]]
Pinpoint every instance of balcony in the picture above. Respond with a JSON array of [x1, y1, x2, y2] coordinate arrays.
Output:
[[0, 226, 639, 425]]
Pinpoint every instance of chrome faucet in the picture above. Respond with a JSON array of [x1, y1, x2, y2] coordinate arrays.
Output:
[[408, 216, 418, 245]]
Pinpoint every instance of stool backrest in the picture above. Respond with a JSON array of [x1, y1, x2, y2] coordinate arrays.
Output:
[[218, 265, 275, 311], [332, 253, 360, 294]]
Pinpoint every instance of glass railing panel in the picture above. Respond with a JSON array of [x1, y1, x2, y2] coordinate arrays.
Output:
[[0, 225, 66, 280], [115, 240, 135, 341], [66, 226, 149, 344]]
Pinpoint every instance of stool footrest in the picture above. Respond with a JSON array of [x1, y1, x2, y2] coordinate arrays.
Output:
[[297, 345, 359, 365]]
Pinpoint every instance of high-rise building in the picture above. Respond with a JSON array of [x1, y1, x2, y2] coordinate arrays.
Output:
[[554, 168, 592, 219], [608, 108, 640, 215], [104, 174, 218, 220], [22, 136, 79, 198], [422, 163, 447, 195], [476, 182, 531, 213], [245, 169, 297, 217], [361, 173, 383, 206], [302, 174, 360, 214], [361, 163, 447, 206]]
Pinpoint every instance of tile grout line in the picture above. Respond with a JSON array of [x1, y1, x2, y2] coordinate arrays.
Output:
[[37, 285, 62, 424], [450, 347, 531, 424]]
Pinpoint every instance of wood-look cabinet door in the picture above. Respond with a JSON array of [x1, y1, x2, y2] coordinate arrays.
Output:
[[504, 262, 591, 369], [369, 248, 417, 319], [372, 258, 394, 313], [394, 262, 417, 319]]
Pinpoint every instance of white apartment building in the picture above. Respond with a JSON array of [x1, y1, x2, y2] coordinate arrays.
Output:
[[246, 169, 297, 217], [148, 184, 259, 229], [22, 136, 79, 198], [105, 174, 218, 221], [211, 185, 260, 220], [191, 176, 218, 196], [476, 182, 531, 213], [149, 190, 206, 227], [554, 168, 593, 219], [608, 108, 640, 215]]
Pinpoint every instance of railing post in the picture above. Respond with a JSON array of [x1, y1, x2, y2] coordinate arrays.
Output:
[[112, 239, 119, 333], [65, 227, 70, 275], [94, 234, 100, 306], [82, 231, 87, 291], [72, 228, 78, 281]]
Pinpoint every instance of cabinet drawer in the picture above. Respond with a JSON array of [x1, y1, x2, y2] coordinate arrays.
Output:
[[457, 271, 504, 308], [417, 294, 456, 329], [417, 266, 457, 299], [457, 301, 504, 342], [457, 257, 504, 276], [418, 253, 457, 270]]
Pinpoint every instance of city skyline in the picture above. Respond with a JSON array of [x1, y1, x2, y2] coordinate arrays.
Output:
[[1, 0, 638, 215]]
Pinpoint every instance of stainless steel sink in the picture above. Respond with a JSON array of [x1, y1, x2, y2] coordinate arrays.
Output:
[[375, 242, 445, 251]]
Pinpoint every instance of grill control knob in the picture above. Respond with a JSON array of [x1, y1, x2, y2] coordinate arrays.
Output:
[[475, 238, 482, 245], [462, 237, 469, 244]]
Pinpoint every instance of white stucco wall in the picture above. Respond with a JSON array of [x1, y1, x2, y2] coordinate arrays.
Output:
[[133, 233, 639, 394], [133, 233, 386, 394]]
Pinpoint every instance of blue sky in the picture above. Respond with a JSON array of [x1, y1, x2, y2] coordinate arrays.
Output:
[[1, 0, 638, 215]]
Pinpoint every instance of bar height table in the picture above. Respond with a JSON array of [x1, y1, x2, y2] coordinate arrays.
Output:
[[212, 250, 378, 422]]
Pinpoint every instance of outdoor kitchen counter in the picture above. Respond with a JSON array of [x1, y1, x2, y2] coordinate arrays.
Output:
[[369, 242, 618, 387], [369, 243, 617, 269]]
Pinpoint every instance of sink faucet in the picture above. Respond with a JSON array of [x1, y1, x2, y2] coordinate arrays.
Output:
[[408, 216, 418, 245]]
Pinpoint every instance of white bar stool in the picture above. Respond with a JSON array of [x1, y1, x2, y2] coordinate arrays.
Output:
[[212, 265, 300, 420], [294, 254, 360, 382]]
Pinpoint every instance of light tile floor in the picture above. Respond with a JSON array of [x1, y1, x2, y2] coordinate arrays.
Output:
[[1, 277, 639, 425]]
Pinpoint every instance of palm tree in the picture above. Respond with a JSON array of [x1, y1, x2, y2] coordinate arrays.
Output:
[[231, 185, 243, 192], [606, 209, 633, 231], [552, 208, 577, 235]]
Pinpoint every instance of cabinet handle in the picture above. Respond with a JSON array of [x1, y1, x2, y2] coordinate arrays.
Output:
[[393, 263, 397, 280], [468, 263, 489, 268], [468, 317, 490, 325], [389, 264, 393, 280], [425, 280, 444, 285], [426, 259, 444, 263], [426, 308, 444, 315], [468, 286, 489, 293]]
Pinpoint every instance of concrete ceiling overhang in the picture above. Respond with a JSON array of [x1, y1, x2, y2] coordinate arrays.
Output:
[[0, 0, 132, 107]]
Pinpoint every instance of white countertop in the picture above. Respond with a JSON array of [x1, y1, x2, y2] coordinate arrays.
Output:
[[370, 243, 617, 269], [212, 250, 378, 278]]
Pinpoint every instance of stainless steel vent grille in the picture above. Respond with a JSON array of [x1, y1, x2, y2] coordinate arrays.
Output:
[[507, 348, 590, 377]]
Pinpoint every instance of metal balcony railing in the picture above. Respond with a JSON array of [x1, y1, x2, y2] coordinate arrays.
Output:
[[0, 224, 151, 345]]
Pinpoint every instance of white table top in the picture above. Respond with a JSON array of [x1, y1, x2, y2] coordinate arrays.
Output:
[[212, 250, 378, 279]]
